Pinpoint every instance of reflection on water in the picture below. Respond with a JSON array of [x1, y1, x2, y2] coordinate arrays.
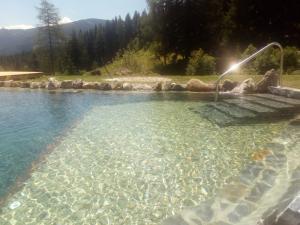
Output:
[[0, 89, 286, 224]]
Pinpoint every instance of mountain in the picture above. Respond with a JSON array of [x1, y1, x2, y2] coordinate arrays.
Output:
[[0, 18, 107, 55]]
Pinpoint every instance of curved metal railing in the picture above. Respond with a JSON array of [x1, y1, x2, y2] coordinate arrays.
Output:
[[214, 42, 284, 101]]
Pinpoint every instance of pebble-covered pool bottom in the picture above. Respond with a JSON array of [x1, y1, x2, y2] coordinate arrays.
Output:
[[0, 99, 286, 225]]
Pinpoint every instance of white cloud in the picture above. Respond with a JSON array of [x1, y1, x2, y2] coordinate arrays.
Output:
[[2, 24, 34, 30], [59, 17, 73, 24]]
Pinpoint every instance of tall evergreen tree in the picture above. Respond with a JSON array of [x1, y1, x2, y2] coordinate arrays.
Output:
[[36, 0, 63, 74]]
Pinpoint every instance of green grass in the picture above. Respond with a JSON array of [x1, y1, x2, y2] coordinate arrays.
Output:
[[29, 73, 300, 89]]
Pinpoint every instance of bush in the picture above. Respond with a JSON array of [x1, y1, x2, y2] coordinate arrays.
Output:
[[283, 46, 300, 74], [254, 48, 280, 74], [103, 48, 161, 75], [240, 44, 258, 74], [186, 49, 216, 75], [241, 44, 300, 74]]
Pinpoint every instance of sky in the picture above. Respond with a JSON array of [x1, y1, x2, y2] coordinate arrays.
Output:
[[0, 0, 148, 29]]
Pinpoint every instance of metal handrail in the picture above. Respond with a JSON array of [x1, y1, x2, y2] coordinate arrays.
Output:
[[214, 42, 284, 101]]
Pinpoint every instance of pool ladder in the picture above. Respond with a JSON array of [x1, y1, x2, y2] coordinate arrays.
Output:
[[214, 42, 284, 101]]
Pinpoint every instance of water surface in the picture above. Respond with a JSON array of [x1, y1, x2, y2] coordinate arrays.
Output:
[[0, 89, 286, 224]]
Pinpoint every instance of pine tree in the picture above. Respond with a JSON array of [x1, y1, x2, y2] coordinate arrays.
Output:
[[36, 0, 63, 74]]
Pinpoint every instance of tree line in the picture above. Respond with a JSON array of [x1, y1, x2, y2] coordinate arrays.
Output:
[[0, 0, 299, 74]]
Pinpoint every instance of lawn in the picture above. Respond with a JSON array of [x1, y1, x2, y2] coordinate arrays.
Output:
[[29, 73, 300, 89]]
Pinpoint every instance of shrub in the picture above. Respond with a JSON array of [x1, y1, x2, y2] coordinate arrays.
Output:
[[283, 46, 300, 74], [240, 44, 258, 74], [186, 49, 216, 75], [241, 44, 300, 74], [254, 48, 280, 74]]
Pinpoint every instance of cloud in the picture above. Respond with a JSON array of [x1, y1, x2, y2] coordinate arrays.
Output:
[[2, 24, 34, 30], [59, 17, 73, 24]]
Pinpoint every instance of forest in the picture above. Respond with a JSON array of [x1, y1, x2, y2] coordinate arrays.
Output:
[[0, 0, 299, 75]]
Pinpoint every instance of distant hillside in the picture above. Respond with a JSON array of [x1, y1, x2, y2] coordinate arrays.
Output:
[[0, 18, 107, 55]]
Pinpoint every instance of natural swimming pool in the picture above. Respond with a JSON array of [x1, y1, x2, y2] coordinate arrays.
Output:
[[0, 89, 287, 224]]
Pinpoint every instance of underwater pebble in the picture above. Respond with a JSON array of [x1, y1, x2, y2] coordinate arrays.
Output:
[[9, 201, 21, 210]]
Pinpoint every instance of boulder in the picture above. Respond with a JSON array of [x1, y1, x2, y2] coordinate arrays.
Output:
[[290, 114, 300, 126], [162, 81, 172, 91], [11, 81, 21, 88], [30, 82, 41, 89], [98, 82, 112, 91], [47, 77, 61, 90], [170, 83, 186, 91], [20, 82, 30, 88], [231, 78, 256, 94], [153, 82, 162, 91], [72, 79, 83, 89], [82, 82, 99, 89], [186, 79, 215, 92], [111, 81, 123, 90], [132, 84, 153, 91], [122, 83, 133, 91], [39, 81, 47, 89], [256, 69, 279, 93], [222, 79, 238, 92], [3, 80, 13, 87], [90, 69, 101, 76], [61, 80, 73, 89]]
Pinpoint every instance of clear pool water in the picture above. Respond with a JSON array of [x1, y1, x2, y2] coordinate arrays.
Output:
[[0, 89, 286, 224]]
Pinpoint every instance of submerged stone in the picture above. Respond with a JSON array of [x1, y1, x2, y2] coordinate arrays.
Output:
[[162, 215, 189, 225], [246, 182, 271, 202]]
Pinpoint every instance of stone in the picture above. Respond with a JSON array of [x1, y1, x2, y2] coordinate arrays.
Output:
[[234, 201, 255, 217], [239, 162, 264, 185], [186, 79, 215, 92], [20, 82, 31, 88], [72, 79, 83, 89], [132, 84, 153, 91], [90, 69, 101, 76], [210, 222, 231, 225], [194, 201, 214, 222], [269, 86, 300, 99], [262, 169, 278, 186], [290, 114, 300, 126], [162, 215, 189, 225], [222, 79, 238, 92], [111, 81, 123, 90], [256, 69, 279, 93], [228, 211, 241, 223], [60, 80, 73, 89], [162, 81, 172, 91], [9, 201, 21, 209], [265, 153, 287, 169], [30, 82, 41, 89], [98, 82, 112, 91], [39, 81, 47, 89], [47, 77, 61, 90], [231, 78, 256, 94], [82, 82, 99, 89], [171, 83, 186, 91], [3, 80, 13, 87], [246, 182, 271, 202], [291, 166, 300, 181], [153, 82, 162, 91], [11, 81, 21, 88], [122, 83, 133, 91]]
